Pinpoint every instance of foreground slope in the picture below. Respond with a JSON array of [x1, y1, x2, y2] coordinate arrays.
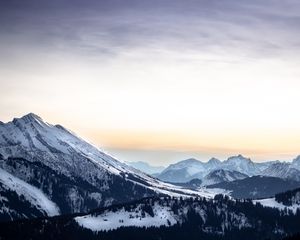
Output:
[[0, 168, 59, 220], [0, 193, 300, 240]]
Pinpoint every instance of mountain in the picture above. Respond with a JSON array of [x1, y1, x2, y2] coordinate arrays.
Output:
[[125, 161, 165, 175], [1, 195, 300, 240], [208, 176, 300, 199], [201, 169, 248, 186], [157, 158, 205, 183], [292, 156, 300, 170], [221, 155, 260, 176], [206, 157, 222, 168], [262, 162, 300, 181], [0, 113, 217, 221], [157, 158, 221, 183]]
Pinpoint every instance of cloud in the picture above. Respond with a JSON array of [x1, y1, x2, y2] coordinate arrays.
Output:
[[1, 0, 300, 62]]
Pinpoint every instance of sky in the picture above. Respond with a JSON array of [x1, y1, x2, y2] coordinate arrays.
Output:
[[1, 0, 300, 166]]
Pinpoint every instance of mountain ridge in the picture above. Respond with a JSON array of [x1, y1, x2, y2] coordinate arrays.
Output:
[[157, 154, 300, 183]]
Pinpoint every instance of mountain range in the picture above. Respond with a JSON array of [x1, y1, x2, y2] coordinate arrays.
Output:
[[156, 155, 300, 184]]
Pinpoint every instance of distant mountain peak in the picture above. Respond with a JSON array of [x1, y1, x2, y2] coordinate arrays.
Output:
[[227, 154, 251, 162], [207, 157, 221, 164], [293, 155, 300, 163]]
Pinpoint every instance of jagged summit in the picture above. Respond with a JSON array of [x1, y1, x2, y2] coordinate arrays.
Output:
[[23, 112, 42, 120], [13, 112, 44, 124], [226, 154, 251, 162], [223, 154, 257, 176]]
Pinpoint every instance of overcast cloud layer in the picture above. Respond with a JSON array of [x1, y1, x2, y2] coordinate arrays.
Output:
[[1, 0, 300, 164]]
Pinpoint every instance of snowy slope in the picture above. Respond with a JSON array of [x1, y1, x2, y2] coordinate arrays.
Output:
[[253, 198, 300, 214], [0, 168, 60, 217], [201, 169, 248, 186], [3, 196, 300, 239], [76, 202, 177, 231], [75, 196, 252, 233]]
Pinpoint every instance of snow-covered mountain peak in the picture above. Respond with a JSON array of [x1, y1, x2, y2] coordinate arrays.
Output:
[[1, 113, 146, 178], [13, 113, 45, 125], [222, 155, 258, 176], [226, 154, 251, 163], [207, 157, 221, 165]]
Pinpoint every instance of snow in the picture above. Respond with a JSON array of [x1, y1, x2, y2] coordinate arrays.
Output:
[[75, 203, 177, 232], [75, 197, 253, 233], [253, 198, 300, 214], [222, 155, 259, 176], [0, 113, 227, 200], [0, 168, 60, 216]]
